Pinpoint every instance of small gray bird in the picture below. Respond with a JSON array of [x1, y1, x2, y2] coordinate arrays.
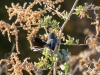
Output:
[[46, 32, 58, 50], [32, 32, 58, 51]]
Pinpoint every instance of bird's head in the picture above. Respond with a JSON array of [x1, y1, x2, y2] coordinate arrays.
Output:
[[48, 32, 56, 39]]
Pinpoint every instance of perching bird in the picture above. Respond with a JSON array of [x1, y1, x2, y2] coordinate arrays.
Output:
[[46, 32, 58, 50], [32, 32, 58, 51]]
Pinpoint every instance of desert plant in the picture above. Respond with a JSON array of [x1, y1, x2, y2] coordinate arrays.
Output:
[[0, 0, 100, 75]]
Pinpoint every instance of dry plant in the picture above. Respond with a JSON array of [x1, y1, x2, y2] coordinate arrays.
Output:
[[0, 0, 100, 75]]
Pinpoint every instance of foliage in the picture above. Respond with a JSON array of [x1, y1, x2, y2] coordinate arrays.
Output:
[[66, 35, 79, 45], [0, 0, 100, 75]]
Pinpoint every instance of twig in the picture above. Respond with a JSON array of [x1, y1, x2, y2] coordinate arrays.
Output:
[[59, 0, 79, 42], [47, 5, 64, 18], [53, 0, 79, 75], [11, 43, 16, 53], [61, 43, 88, 46]]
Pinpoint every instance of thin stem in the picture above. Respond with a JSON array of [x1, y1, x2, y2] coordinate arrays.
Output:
[[53, 62, 57, 75], [61, 43, 88, 45], [47, 5, 64, 18], [59, 0, 79, 44], [65, 72, 67, 75], [53, 0, 79, 75]]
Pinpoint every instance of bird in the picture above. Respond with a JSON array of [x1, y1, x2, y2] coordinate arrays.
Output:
[[32, 32, 58, 51], [46, 32, 58, 50]]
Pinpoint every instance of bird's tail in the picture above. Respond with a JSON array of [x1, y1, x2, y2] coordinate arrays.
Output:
[[32, 46, 44, 51]]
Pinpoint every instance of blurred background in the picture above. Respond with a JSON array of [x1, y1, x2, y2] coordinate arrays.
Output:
[[0, 0, 100, 75]]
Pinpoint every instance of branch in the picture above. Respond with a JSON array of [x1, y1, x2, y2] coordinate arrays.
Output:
[[53, 0, 79, 75], [59, 0, 79, 44], [47, 5, 64, 18], [61, 43, 88, 46]]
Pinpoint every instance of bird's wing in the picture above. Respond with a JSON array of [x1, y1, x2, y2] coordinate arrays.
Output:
[[46, 39, 51, 49], [46, 39, 57, 50], [50, 39, 57, 50]]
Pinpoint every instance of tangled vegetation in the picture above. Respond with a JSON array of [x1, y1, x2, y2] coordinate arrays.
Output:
[[0, 0, 100, 75]]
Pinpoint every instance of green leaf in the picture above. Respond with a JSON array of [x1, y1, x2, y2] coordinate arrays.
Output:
[[75, 39, 79, 44], [75, 5, 83, 15], [61, 49, 67, 55], [64, 56, 69, 61], [64, 62, 70, 72], [66, 40, 72, 45], [57, 52, 62, 57], [49, 57, 53, 61], [54, 28, 59, 33]]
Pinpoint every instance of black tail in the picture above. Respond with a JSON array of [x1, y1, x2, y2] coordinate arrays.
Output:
[[32, 37, 46, 51]]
